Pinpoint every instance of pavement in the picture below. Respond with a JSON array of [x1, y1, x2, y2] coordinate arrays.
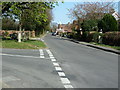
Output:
[[60, 36, 120, 55], [1, 34, 119, 89]]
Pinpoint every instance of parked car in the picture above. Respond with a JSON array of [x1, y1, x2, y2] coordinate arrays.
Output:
[[52, 32, 56, 36]]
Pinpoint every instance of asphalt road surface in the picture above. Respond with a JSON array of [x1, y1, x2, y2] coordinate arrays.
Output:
[[1, 34, 118, 88]]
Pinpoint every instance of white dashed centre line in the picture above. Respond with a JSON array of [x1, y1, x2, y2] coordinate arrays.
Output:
[[55, 67, 62, 71], [53, 62, 59, 66], [64, 85, 73, 88], [58, 72, 66, 77], [50, 56, 55, 59], [60, 78, 71, 84], [51, 59, 56, 62], [46, 49, 74, 88]]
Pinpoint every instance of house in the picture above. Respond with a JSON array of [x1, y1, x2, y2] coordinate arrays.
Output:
[[56, 23, 72, 34], [112, 11, 120, 21]]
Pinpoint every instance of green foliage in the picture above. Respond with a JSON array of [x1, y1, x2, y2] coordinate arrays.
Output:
[[2, 17, 19, 30], [2, 2, 57, 36], [81, 31, 103, 43], [81, 19, 98, 32], [2, 31, 9, 39], [98, 14, 118, 33]]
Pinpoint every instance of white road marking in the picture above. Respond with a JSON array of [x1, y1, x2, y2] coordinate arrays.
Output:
[[55, 67, 62, 71], [39, 49, 44, 56], [0, 53, 40, 59], [49, 54, 53, 57], [40, 56, 45, 58], [39, 49, 45, 58], [51, 59, 56, 62], [2, 76, 20, 82], [58, 72, 66, 77], [53, 62, 59, 66], [46, 49, 74, 88], [60, 78, 71, 84], [64, 85, 73, 88], [50, 56, 55, 59]]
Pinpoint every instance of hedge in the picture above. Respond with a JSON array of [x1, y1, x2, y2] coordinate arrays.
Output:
[[102, 32, 120, 46]]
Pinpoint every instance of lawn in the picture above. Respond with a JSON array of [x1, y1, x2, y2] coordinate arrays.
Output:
[[0, 39, 46, 49]]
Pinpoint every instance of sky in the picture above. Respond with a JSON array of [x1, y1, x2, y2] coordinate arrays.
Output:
[[52, 0, 120, 24], [52, 2, 75, 24]]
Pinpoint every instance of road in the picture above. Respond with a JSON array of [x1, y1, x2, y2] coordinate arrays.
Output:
[[1, 34, 118, 88]]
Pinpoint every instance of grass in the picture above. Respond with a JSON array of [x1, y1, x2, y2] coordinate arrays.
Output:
[[90, 42, 120, 50], [0, 39, 46, 49]]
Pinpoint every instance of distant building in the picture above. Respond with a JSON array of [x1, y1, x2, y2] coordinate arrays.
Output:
[[56, 23, 72, 34], [112, 11, 120, 21]]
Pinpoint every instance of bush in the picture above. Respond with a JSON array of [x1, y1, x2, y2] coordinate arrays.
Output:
[[93, 32, 103, 43], [102, 32, 120, 46], [81, 31, 103, 43], [98, 14, 118, 33], [2, 31, 9, 39], [10, 33, 18, 40]]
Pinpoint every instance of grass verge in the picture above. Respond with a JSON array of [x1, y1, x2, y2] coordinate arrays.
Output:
[[0, 39, 46, 49], [90, 42, 120, 50]]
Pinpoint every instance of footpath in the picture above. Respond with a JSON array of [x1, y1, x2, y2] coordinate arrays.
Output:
[[61, 37, 120, 55]]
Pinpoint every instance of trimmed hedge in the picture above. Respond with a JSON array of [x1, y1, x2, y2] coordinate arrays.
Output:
[[102, 32, 120, 46], [81, 31, 103, 43]]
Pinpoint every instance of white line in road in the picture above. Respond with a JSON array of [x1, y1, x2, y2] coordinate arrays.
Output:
[[64, 85, 73, 88], [46, 49, 74, 88], [58, 72, 66, 77], [49, 54, 53, 57], [60, 78, 71, 84], [40, 56, 45, 58], [39, 49, 44, 56], [0, 53, 40, 59], [50, 56, 55, 59], [51, 59, 56, 62], [39, 49, 45, 58], [55, 67, 62, 71], [53, 62, 59, 66]]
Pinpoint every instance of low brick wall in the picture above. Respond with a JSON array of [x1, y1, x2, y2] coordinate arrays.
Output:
[[0, 30, 35, 37]]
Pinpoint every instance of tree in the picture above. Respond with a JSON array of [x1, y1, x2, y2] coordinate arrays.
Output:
[[68, 2, 115, 21], [2, 2, 58, 36], [81, 19, 98, 32], [98, 14, 118, 33], [2, 17, 19, 30]]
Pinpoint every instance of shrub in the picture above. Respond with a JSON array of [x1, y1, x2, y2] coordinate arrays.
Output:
[[93, 32, 103, 43], [2, 31, 9, 39], [98, 14, 118, 33], [81, 31, 103, 43], [102, 32, 120, 46], [10, 33, 18, 40]]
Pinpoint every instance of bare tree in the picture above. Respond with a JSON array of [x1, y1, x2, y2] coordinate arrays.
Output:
[[68, 1, 115, 21]]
